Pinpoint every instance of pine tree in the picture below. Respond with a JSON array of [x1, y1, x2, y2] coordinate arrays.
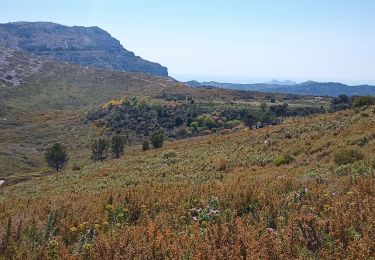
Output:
[[45, 143, 68, 171], [111, 135, 126, 159], [91, 138, 109, 162]]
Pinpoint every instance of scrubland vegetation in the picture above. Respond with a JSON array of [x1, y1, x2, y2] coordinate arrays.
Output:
[[87, 96, 326, 142], [1, 103, 374, 259]]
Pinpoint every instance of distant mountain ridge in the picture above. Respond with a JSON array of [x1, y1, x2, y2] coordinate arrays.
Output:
[[186, 80, 375, 97], [0, 22, 168, 76], [267, 79, 296, 85]]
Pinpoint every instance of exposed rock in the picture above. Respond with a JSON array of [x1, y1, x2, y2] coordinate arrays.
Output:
[[0, 22, 168, 77]]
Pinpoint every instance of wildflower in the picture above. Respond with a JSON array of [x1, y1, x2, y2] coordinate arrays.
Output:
[[347, 191, 354, 196], [276, 216, 285, 224], [82, 243, 91, 257], [48, 239, 59, 247], [201, 221, 208, 228], [48, 239, 59, 259], [193, 216, 198, 221], [102, 221, 110, 231], [117, 213, 125, 222], [69, 226, 78, 233], [94, 224, 100, 230], [78, 221, 89, 231], [323, 204, 333, 212], [82, 243, 91, 251], [266, 228, 275, 233]]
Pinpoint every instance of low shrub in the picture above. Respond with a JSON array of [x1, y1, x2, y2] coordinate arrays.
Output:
[[72, 164, 81, 171], [335, 165, 353, 176], [352, 96, 375, 108], [214, 158, 229, 171], [334, 148, 364, 165], [273, 154, 294, 166], [142, 140, 150, 151]]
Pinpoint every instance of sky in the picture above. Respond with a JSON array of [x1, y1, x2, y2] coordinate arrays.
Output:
[[0, 0, 374, 84]]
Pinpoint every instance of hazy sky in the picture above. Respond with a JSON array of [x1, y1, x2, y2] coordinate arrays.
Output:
[[1, 0, 374, 84]]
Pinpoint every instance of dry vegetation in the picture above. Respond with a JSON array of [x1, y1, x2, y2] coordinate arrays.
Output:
[[0, 56, 328, 177], [0, 105, 374, 259]]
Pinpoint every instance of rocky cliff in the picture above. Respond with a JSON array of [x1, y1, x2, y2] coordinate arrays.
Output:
[[0, 22, 168, 76]]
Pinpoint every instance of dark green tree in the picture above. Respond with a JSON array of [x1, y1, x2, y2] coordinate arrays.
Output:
[[330, 94, 352, 111], [45, 143, 68, 172], [259, 112, 275, 126], [142, 140, 150, 151], [270, 103, 288, 118], [91, 138, 109, 162], [151, 130, 164, 148], [111, 135, 127, 159], [243, 113, 259, 129]]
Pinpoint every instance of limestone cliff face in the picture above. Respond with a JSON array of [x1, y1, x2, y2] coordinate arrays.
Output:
[[0, 22, 168, 76]]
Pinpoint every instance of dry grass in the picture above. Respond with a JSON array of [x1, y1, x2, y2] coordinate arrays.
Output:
[[0, 106, 374, 259]]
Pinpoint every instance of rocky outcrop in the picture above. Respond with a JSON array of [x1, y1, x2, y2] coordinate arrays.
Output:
[[0, 22, 168, 76]]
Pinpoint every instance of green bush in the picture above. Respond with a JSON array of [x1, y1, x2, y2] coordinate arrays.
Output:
[[352, 96, 375, 108], [151, 130, 164, 149], [334, 148, 364, 165], [142, 140, 150, 151], [273, 154, 294, 166], [224, 120, 241, 129], [189, 122, 199, 133]]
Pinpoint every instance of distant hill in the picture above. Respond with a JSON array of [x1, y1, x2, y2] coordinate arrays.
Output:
[[266, 79, 296, 85], [0, 45, 283, 114], [186, 80, 375, 97], [0, 22, 168, 76]]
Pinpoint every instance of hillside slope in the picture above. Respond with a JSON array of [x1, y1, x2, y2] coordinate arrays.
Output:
[[0, 105, 374, 258], [0, 45, 45, 86], [0, 45, 304, 114], [0, 22, 168, 76], [1, 45, 324, 177]]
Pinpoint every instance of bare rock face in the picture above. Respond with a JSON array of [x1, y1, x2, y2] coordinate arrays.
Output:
[[0, 22, 168, 77]]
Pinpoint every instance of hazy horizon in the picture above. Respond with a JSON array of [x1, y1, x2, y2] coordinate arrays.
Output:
[[1, 0, 374, 85], [172, 74, 375, 86]]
